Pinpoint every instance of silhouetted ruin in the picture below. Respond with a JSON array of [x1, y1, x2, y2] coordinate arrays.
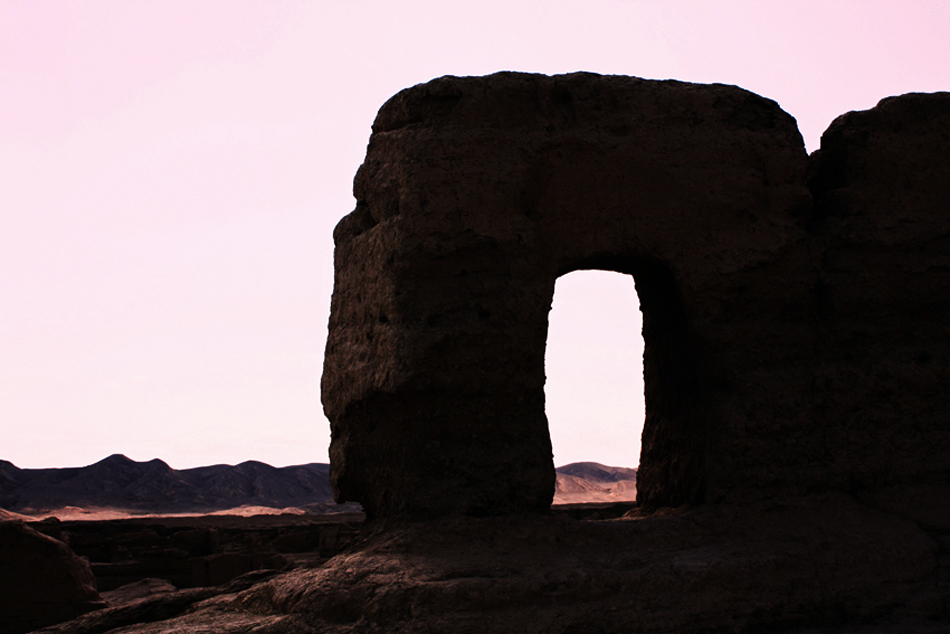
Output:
[[323, 73, 950, 521], [17, 73, 948, 633]]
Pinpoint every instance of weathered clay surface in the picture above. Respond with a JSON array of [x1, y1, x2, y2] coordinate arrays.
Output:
[[806, 93, 950, 504], [323, 72, 816, 517], [0, 520, 106, 634], [323, 74, 949, 520]]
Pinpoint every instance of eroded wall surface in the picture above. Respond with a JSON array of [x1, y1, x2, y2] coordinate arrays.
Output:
[[322, 72, 949, 518]]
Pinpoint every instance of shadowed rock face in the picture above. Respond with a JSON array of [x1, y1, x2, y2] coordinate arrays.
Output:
[[0, 521, 106, 633], [806, 94, 950, 504], [322, 72, 950, 519]]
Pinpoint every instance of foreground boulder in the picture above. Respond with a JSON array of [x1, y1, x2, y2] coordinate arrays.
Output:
[[0, 520, 106, 633]]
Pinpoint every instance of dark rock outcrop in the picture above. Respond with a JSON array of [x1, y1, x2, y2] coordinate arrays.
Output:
[[32, 570, 284, 634], [100, 578, 178, 608], [0, 520, 106, 633], [57, 513, 362, 591]]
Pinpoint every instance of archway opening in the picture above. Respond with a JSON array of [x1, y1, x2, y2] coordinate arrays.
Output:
[[545, 270, 644, 505]]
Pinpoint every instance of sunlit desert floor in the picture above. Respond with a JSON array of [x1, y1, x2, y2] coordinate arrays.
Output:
[[4, 504, 318, 522]]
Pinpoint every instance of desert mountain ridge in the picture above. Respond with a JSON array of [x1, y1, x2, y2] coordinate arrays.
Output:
[[0, 454, 335, 515], [0, 455, 636, 516], [553, 461, 637, 504]]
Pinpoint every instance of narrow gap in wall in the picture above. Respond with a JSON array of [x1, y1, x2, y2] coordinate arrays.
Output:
[[545, 270, 644, 506]]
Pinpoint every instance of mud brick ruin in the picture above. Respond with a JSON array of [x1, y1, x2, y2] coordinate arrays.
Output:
[[323, 72, 949, 520]]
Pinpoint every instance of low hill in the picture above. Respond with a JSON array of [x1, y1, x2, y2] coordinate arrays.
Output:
[[554, 462, 637, 504]]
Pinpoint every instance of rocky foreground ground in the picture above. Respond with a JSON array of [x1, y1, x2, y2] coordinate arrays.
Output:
[[1, 459, 640, 633], [2, 489, 944, 634]]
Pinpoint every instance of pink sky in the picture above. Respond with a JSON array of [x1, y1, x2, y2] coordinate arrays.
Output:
[[2, 1, 947, 470]]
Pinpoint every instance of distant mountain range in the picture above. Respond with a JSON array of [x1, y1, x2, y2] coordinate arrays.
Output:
[[0, 455, 636, 515], [0, 454, 335, 514]]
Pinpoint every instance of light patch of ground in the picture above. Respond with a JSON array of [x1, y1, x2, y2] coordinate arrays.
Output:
[[208, 505, 308, 517], [11, 505, 310, 522], [0, 508, 33, 521], [552, 474, 638, 504]]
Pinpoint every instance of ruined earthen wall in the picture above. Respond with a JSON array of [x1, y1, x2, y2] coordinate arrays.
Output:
[[322, 72, 949, 518], [806, 95, 950, 505]]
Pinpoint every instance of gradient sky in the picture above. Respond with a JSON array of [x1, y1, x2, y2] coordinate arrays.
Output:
[[2, 1, 948, 470]]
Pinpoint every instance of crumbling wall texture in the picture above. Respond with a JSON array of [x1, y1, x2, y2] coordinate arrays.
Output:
[[322, 72, 950, 518], [807, 94, 950, 509]]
